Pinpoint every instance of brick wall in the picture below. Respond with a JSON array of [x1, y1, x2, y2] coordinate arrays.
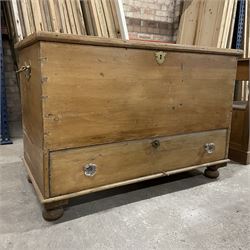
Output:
[[1, 7, 22, 138], [3, 38, 22, 137], [123, 0, 182, 42]]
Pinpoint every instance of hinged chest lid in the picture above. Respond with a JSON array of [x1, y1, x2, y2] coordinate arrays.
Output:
[[15, 31, 243, 57]]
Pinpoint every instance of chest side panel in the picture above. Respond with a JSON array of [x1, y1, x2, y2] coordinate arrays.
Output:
[[18, 43, 45, 195]]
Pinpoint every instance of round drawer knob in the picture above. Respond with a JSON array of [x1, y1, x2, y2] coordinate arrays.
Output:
[[204, 143, 215, 154], [84, 163, 97, 177], [152, 139, 160, 148]]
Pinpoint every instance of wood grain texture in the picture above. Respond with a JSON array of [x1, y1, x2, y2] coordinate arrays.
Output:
[[48, 0, 59, 32], [56, 0, 67, 33], [177, 0, 201, 45], [109, 0, 121, 38], [229, 103, 249, 164], [16, 33, 240, 203], [16, 0, 26, 37], [74, 0, 86, 35], [26, 0, 36, 34], [230, 103, 248, 148], [81, 0, 95, 35], [61, 0, 71, 33], [15, 31, 243, 56], [195, 0, 225, 47], [40, 41, 237, 150], [9, 0, 24, 40], [101, 0, 117, 38], [88, 0, 102, 36], [65, 0, 77, 34], [236, 59, 249, 81], [18, 43, 45, 194], [30, 0, 44, 31], [229, 59, 250, 164], [50, 130, 227, 196], [39, 0, 49, 31], [221, 0, 234, 48], [227, 0, 237, 48], [95, 0, 109, 37], [112, 0, 128, 40], [177, 0, 238, 49], [69, 0, 81, 34], [20, 0, 31, 35], [217, 0, 228, 47]]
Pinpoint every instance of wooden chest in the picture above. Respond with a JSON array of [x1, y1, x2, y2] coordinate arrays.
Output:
[[16, 32, 241, 220]]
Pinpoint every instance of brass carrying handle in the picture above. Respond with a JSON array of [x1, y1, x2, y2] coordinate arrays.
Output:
[[16, 63, 31, 80]]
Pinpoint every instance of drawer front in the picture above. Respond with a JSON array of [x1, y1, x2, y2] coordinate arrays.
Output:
[[50, 130, 227, 197]]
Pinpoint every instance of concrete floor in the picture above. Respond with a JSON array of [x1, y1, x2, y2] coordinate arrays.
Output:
[[0, 139, 249, 250]]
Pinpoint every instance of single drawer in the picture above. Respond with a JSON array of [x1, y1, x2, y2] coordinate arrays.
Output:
[[50, 129, 227, 197]]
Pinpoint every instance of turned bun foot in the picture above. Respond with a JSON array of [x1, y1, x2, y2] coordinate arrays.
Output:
[[27, 175, 32, 183], [204, 165, 220, 179], [42, 200, 68, 221], [42, 207, 64, 221]]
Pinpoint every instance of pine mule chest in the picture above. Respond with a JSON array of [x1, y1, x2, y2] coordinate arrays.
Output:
[[16, 32, 242, 220]]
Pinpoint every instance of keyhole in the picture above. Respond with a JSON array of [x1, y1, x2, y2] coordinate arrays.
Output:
[[152, 140, 160, 148], [155, 51, 166, 65]]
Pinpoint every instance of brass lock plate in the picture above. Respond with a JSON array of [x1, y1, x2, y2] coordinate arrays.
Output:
[[155, 51, 166, 65]]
